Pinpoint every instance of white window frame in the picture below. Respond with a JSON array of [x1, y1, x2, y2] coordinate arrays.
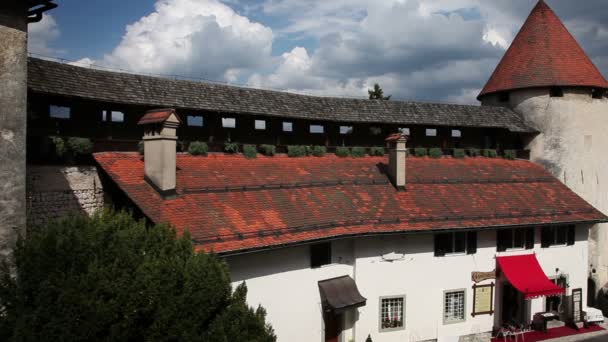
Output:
[[445, 232, 467, 256], [452, 129, 462, 138], [186, 115, 204, 127], [282, 121, 293, 132], [443, 289, 466, 324], [399, 128, 410, 135], [340, 126, 353, 135], [310, 124, 324, 134], [426, 128, 437, 137], [254, 119, 266, 130], [110, 111, 125, 123], [222, 117, 236, 128], [49, 105, 71, 119], [379, 295, 406, 332]]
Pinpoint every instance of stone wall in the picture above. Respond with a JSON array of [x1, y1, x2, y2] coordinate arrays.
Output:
[[27, 166, 105, 226], [0, 1, 28, 264]]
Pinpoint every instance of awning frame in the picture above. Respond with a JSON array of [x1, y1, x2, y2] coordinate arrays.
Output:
[[318, 275, 367, 313]]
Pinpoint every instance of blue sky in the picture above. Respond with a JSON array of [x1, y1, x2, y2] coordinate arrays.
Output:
[[29, 0, 608, 103]]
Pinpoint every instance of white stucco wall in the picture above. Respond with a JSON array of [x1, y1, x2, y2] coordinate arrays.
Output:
[[227, 226, 589, 342], [483, 88, 608, 292]]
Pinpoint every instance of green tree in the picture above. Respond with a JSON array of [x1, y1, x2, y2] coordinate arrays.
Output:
[[368, 83, 391, 100], [0, 210, 276, 342]]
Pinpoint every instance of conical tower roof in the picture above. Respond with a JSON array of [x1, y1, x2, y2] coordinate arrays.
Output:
[[478, 0, 608, 99]]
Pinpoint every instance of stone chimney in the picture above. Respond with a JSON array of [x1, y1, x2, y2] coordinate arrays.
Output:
[[137, 109, 182, 199], [385, 133, 408, 191]]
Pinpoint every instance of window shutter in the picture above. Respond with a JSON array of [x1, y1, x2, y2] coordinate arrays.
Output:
[[496, 230, 509, 252], [434, 234, 446, 257], [466, 231, 477, 255], [567, 226, 575, 246], [525, 228, 535, 249], [541, 227, 552, 248]]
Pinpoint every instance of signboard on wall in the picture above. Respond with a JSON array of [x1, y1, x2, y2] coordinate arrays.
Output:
[[472, 283, 494, 317]]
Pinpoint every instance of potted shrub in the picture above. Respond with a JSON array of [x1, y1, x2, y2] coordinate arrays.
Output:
[[351, 147, 366, 157], [312, 146, 326, 157], [224, 141, 239, 154], [429, 147, 442, 158], [335, 147, 350, 157], [453, 148, 465, 159], [243, 144, 258, 159], [259, 144, 276, 156], [414, 147, 428, 157], [188, 141, 208, 156]]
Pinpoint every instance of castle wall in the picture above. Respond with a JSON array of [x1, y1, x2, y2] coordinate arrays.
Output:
[[485, 88, 608, 295], [0, 1, 28, 264], [26, 166, 105, 226]]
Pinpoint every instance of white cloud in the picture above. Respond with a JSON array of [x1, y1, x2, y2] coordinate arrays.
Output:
[[88, 0, 273, 81], [28, 15, 62, 56]]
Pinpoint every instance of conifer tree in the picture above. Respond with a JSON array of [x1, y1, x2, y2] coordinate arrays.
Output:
[[368, 83, 391, 100], [0, 210, 276, 342]]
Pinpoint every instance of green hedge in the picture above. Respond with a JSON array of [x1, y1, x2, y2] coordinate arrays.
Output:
[[335, 147, 350, 157], [503, 149, 517, 160], [312, 146, 326, 157], [414, 147, 428, 157], [188, 141, 208, 156], [66, 137, 93, 156], [243, 145, 258, 159], [259, 144, 276, 156], [483, 149, 498, 158], [468, 148, 481, 157], [429, 148, 443, 159], [453, 149, 465, 159], [224, 142, 239, 154], [351, 147, 366, 158], [369, 147, 385, 156], [287, 145, 307, 157]]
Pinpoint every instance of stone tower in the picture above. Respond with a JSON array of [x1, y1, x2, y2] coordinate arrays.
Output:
[[479, 0, 608, 301]]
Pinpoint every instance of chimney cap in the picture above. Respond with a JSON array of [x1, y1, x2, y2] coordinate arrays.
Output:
[[385, 133, 408, 142], [138, 108, 182, 125]]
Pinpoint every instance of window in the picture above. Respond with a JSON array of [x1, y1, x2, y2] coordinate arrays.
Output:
[[592, 88, 604, 99], [399, 128, 410, 135], [310, 125, 324, 134], [550, 87, 564, 98], [187, 115, 203, 127], [380, 296, 405, 331], [111, 111, 124, 123], [254, 120, 266, 130], [49, 105, 71, 119], [497, 228, 534, 251], [451, 129, 462, 138], [222, 117, 236, 128], [426, 128, 437, 137], [444, 290, 466, 324], [310, 243, 331, 268], [282, 121, 293, 132], [434, 232, 477, 256], [340, 126, 353, 135], [541, 225, 575, 248]]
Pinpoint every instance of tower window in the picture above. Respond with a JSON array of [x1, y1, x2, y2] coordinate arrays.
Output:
[[592, 88, 605, 99], [550, 87, 564, 98], [498, 92, 510, 103]]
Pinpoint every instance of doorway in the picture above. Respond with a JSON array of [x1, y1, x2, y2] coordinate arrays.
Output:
[[546, 276, 568, 313], [323, 311, 342, 342], [502, 283, 526, 325]]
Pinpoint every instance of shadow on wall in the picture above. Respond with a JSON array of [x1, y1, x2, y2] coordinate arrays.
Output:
[[26, 165, 105, 226]]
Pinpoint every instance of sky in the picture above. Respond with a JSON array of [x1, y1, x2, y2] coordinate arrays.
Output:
[[28, 0, 608, 104]]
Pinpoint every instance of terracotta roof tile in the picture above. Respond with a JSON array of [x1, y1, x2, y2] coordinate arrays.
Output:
[[94, 153, 607, 254], [479, 0, 608, 98]]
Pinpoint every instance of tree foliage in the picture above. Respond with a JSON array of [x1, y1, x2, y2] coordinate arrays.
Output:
[[0, 210, 276, 342], [368, 83, 391, 100]]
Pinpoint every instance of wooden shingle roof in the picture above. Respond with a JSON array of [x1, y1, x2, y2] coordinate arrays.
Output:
[[28, 58, 535, 133]]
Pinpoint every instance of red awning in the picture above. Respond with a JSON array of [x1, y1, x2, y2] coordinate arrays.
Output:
[[497, 254, 565, 299]]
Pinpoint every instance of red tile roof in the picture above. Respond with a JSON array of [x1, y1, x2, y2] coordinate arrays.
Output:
[[94, 153, 607, 254], [478, 0, 608, 99], [137, 109, 182, 125]]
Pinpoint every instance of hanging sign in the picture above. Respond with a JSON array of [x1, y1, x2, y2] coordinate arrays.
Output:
[[471, 269, 496, 283], [472, 283, 494, 317]]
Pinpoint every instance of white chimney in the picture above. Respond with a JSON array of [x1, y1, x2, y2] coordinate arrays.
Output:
[[386, 133, 408, 191], [137, 109, 181, 199]]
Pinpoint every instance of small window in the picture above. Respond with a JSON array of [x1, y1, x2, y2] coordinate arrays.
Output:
[[49, 105, 71, 119], [340, 126, 353, 135], [451, 129, 462, 138], [222, 117, 236, 128], [310, 243, 331, 268], [497, 228, 534, 251], [399, 128, 410, 135], [310, 125, 324, 134], [283, 122, 293, 132], [254, 120, 266, 130], [434, 232, 477, 256], [444, 290, 466, 324], [541, 225, 574, 248], [592, 88, 604, 99], [380, 296, 405, 331], [426, 128, 437, 137], [111, 111, 124, 123], [187, 115, 203, 127], [550, 87, 564, 98]]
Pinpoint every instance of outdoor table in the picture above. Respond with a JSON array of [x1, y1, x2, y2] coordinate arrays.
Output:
[[532, 312, 559, 333]]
